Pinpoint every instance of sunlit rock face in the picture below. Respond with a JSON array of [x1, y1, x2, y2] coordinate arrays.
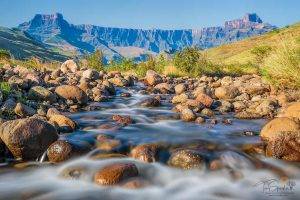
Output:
[[19, 13, 276, 60]]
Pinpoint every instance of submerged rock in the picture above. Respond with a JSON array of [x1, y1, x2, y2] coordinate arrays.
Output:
[[112, 115, 133, 125], [94, 163, 139, 185], [140, 97, 160, 107], [168, 149, 205, 169], [47, 140, 73, 163], [130, 144, 159, 163], [120, 177, 150, 189]]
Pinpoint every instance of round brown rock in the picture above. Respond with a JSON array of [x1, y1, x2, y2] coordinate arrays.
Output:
[[49, 114, 77, 132], [196, 93, 213, 108], [215, 86, 239, 100], [260, 117, 300, 141], [181, 108, 196, 122], [28, 86, 57, 103], [174, 84, 186, 95], [130, 144, 159, 163], [0, 118, 58, 160], [55, 85, 88, 105], [282, 102, 300, 121], [47, 140, 73, 163], [168, 149, 205, 169], [60, 60, 79, 73], [145, 70, 162, 86], [94, 163, 139, 185], [265, 131, 300, 161]]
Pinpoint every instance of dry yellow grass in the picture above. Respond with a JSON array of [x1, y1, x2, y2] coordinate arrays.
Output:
[[206, 23, 300, 65]]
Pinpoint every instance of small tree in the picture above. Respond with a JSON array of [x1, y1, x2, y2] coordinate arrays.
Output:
[[86, 49, 104, 71]]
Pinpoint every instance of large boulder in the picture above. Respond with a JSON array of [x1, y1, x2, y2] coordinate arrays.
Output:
[[55, 85, 88, 105], [215, 86, 239, 100], [60, 60, 79, 73], [28, 86, 57, 103], [260, 117, 300, 161], [260, 117, 300, 141], [282, 102, 300, 121], [145, 70, 162, 86], [0, 118, 58, 160], [94, 163, 139, 185]]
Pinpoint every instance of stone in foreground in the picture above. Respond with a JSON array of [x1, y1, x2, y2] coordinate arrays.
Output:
[[94, 163, 139, 185], [0, 118, 58, 160]]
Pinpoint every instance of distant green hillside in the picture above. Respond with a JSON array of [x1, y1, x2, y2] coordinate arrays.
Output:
[[0, 27, 68, 61]]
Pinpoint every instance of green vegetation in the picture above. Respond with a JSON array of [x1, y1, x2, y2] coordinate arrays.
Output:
[[0, 49, 11, 60], [0, 82, 11, 99], [86, 49, 105, 71], [106, 54, 168, 77]]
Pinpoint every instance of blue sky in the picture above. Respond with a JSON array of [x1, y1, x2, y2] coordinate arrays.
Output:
[[0, 0, 299, 29]]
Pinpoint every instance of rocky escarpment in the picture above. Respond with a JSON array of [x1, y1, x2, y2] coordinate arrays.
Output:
[[18, 13, 276, 60]]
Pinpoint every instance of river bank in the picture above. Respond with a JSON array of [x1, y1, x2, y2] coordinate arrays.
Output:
[[0, 59, 299, 199]]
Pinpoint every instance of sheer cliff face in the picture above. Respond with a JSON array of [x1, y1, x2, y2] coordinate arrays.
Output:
[[18, 13, 276, 59]]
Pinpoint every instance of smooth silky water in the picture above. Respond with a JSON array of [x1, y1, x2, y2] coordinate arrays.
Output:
[[0, 84, 299, 200]]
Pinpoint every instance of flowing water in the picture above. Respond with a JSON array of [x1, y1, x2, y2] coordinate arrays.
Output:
[[0, 84, 299, 200]]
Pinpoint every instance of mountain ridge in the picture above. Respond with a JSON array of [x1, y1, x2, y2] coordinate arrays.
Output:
[[18, 13, 276, 60]]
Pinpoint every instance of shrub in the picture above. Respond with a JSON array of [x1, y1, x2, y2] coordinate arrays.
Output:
[[174, 47, 202, 73], [107, 58, 136, 72], [86, 49, 104, 71]]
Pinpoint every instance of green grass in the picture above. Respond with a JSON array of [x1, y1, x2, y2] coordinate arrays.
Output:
[[0, 82, 11, 99]]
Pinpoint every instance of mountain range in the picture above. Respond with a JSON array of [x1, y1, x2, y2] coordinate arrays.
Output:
[[3, 13, 277, 61]]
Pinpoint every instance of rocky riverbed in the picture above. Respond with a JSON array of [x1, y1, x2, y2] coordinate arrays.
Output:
[[0, 60, 300, 199]]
